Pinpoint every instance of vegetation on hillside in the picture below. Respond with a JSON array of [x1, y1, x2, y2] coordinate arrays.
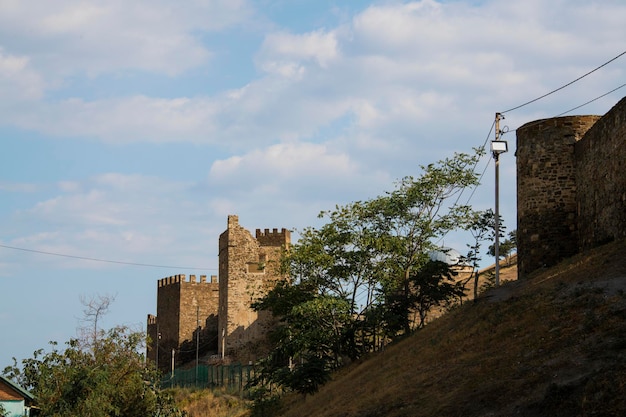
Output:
[[2, 296, 185, 417], [168, 388, 251, 417], [247, 151, 508, 408], [278, 239, 626, 417], [2, 149, 523, 417]]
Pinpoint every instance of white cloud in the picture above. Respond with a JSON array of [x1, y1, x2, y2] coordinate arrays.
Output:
[[0, 0, 253, 77], [210, 142, 355, 182], [0, 181, 39, 193], [352, 0, 448, 54], [258, 29, 339, 71], [207, 142, 391, 209], [2, 0, 625, 151], [27, 174, 182, 233], [7, 96, 218, 143], [0, 48, 45, 100]]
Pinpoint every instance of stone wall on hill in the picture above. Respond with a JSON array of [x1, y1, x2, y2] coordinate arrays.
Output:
[[516, 96, 626, 277]]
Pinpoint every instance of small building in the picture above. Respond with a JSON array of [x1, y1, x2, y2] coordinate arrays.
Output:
[[0, 376, 36, 417]]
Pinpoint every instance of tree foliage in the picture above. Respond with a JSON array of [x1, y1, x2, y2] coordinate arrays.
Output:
[[488, 229, 517, 266], [249, 151, 483, 400], [463, 209, 499, 300], [2, 301, 185, 417], [358, 151, 481, 335], [408, 260, 466, 328]]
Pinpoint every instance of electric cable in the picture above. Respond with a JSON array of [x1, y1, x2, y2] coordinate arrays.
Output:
[[500, 50, 626, 114], [555, 83, 626, 117], [0, 243, 217, 271], [451, 119, 495, 208], [464, 155, 492, 207], [503, 82, 626, 135]]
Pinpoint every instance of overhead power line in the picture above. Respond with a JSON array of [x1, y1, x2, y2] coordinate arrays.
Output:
[[555, 83, 626, 116], [445, 52, 626, 250], [0, 243, 217, 271], [449, 119, 496, 209], [464, 155, 492, 207], [500, 50, 626, 114], [504, 82, 626, 134]]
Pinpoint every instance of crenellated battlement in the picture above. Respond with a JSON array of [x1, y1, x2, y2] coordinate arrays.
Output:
[[157, 274, 218, 287], [255, 228, 291, 246], [148, 215, 289, 369]]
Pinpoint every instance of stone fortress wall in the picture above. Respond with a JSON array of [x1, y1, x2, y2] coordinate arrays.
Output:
[[148, 96, 626, 369], [147, 274, 219, 368], [147, 216, 289, 370], [516, 96, 626, 277], [218, 215, 290, 363]]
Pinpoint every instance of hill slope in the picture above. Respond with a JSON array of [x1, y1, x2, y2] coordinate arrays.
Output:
[[279, 240, 626, 417]]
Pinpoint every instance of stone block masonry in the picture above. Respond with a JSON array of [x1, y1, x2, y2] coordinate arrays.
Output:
[[147, 215, 290, 370], [218, 215, 290, 362], [147, 274, 219, 371], [516, 115, 600, 277], [575, 97, 626, 250], [516, 96, 626, 277]]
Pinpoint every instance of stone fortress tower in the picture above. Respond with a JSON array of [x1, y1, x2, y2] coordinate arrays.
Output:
[[147, 96, 626, 369], [147, 215, 289, 370], [218, 215, 290, 362], [516, 96, 626, 277], [516, 115, 600, 276], [147, 274, 219, 369]]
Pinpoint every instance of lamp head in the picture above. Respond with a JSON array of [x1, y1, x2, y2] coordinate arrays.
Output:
[[491, 140, 508, 154]]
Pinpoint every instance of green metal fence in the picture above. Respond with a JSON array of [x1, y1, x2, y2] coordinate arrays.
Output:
[[161, 364, 255, 392]]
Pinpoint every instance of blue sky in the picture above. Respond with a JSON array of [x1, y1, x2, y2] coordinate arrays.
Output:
[[1, 0, 625, 368]]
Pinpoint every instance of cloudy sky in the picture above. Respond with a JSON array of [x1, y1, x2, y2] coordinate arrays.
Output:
[[1, 0, 625, 368]]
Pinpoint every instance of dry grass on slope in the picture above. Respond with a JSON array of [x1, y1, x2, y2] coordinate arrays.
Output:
[[280, 240, 626, 417], [168, 387, 251, 417]]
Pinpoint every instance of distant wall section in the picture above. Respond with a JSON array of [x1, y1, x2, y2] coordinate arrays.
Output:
[[147, 274, 219, 371], [575, 96, 626, 250]]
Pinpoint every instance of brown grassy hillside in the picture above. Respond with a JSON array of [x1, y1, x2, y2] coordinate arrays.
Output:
[[279, 240, 626, 417]]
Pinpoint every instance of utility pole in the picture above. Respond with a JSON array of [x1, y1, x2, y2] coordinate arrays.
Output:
[[221, 328, 225, 359], [196, 305, 200, 384], [492, 112, 506, 287], [171, 348, 175, 376], [171, 348, 176, 388], [156, 324, 160, 372]]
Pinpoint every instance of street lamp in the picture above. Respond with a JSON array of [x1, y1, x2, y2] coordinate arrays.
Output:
[[491, 140, 508, 153], [491, 112, 508, 287]]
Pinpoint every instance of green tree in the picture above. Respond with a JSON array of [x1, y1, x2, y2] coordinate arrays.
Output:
[[251, 282, 352, 396], [408, 260, 465, 328], [3, 301, 185, 417], [489, 229, 517, 266], [360, 151, 481, 335], [464, 209, 498, 301], [250, 150, 483, 401]]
